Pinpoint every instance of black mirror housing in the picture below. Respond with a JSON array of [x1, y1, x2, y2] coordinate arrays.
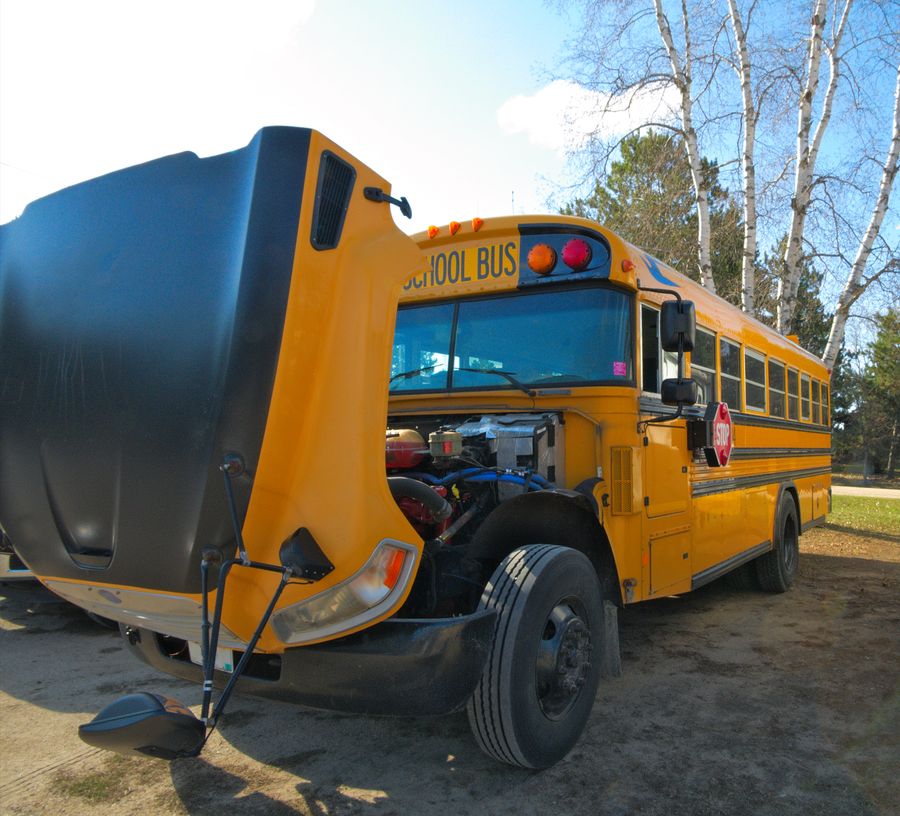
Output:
[[661, 377, 699, 406], [661, 300, 696, 352]]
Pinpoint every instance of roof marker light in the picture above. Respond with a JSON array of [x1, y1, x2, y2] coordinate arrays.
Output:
[[472, 217, 484, 232], [427, 226, 439, 239], [622, 258, 635, 274], [562, 238, 592, 271], [527, 243, 557, 275], [449, 221, 461, 236]]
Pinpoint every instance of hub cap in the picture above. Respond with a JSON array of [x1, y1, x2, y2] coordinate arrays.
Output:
[[535, 600, 593, 720]]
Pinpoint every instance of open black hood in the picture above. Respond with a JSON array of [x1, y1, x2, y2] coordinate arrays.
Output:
[[0, 127, 311, 593]]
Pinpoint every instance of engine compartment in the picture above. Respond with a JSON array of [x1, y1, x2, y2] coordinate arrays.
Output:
[[386, 412, 564, 617]]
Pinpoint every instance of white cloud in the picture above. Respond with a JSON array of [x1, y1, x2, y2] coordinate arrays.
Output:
[[497, 79, 679, 154]]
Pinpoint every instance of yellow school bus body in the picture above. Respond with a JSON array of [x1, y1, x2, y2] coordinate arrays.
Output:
[[392, 214, 830, 605]]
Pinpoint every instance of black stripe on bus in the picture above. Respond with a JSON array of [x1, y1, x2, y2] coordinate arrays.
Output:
[[691, 540, 772, 590], [638, 397, 830, 434], [691, 466, 831, 497], [730, 447, 831, 460]]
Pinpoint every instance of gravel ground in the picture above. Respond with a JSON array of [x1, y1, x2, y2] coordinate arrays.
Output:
[[1, 526, 897, 816]]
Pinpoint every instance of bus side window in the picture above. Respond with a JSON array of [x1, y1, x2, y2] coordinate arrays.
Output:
[[641, 304, 677, 393], [787, 368, 799, 420], [744, 348, 766, 412], [768, 359, 786, 418], [822, 382, 830, 425], [691, 327, 716, 404], [812, 380, 821, 424], [641, 305, 660, 392], [720, 338, 741, 410], [801, 373, 811, 421]]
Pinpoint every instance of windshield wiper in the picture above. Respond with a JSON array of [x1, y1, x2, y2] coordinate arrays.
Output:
[[390, 364, 535, 397], [456, 367, 536, 397], [390, 364, 439, 383]]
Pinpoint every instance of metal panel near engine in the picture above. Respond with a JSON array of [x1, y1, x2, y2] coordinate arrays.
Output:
[[455, 414, 564, 498]]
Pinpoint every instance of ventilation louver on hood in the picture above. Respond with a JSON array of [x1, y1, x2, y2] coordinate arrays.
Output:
[[311, 150, 356, 250]]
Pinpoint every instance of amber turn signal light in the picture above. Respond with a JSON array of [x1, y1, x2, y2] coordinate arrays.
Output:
[[527, 243, 557, 275]]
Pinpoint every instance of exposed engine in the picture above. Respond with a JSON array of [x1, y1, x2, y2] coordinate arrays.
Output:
[[386, 413, 564, 616]]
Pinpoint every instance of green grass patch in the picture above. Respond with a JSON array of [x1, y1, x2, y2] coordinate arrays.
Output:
[[828, 495, 900, 537], [55, 754, 143, 803]]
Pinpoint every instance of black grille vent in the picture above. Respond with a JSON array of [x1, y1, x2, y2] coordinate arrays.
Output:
[[310, 151, 356, 250]]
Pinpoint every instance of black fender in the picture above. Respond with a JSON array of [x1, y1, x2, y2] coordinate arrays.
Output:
[[468, 491, 621, 604]]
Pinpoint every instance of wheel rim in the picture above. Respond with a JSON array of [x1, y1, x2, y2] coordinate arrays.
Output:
[[782, 513, 798, 575], [534, 599, 593, 720]]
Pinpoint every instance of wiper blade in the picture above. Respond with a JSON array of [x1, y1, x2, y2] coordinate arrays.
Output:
[[390, 364, 438, 383], [456, 367, 536, 397]]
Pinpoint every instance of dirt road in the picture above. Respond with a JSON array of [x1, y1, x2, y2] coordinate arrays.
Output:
[[1, 526, 897, 816]]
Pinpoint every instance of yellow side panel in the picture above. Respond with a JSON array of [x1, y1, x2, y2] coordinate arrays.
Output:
[[650, 527, 691, 596]]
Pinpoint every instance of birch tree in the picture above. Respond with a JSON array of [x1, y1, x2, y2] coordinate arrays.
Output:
[[822, 63, 900, 370], [725, 0, 758, 312], [776, 0, 852, 334], [653, 0, 717, 291]]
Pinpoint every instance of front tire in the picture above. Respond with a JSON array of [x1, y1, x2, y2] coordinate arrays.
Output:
[[467, 545, 603, 768], [756, 493, 799, 593]]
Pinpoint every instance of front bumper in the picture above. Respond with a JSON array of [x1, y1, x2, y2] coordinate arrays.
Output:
[[124, 609, 497, 716]]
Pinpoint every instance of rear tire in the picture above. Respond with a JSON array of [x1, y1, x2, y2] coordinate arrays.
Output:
[[724, 561, 758, 590], [467, 545, 603, 768], [756, 493, 799, 593]]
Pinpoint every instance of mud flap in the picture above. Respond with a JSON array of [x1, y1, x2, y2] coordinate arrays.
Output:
[[599, 600, 622, 678]]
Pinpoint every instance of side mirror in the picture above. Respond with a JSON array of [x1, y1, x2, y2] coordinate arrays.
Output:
[[661, 300, 696, 353], [661, 377, 698, 407]]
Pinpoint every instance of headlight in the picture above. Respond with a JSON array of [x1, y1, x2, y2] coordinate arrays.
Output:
[[270, 539, 419, 644]]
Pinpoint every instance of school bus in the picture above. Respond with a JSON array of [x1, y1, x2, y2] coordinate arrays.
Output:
[[0, 128, 830, 770]]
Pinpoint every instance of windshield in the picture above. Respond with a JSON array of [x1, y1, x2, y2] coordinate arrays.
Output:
[[390, 286, 633, 392]]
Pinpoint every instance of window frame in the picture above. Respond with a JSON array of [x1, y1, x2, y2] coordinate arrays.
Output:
[[812, 379, 821, 425], [719, 337, 742, 412], [640, 303, 678, 395], [743, 347, 767, 414], [768, 358, 786, 418], [787, 367, 800, 421], [801, 373, 811, 421], [690, 326, 717, 405]]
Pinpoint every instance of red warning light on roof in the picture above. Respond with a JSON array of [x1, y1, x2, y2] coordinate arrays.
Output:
[[562, 238, 592, 271]]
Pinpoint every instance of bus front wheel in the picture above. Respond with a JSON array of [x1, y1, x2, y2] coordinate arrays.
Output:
[[467, 544, 603, 768], [757, 494, 800, 593]]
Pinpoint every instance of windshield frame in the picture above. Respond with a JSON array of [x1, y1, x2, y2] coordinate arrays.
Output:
[[390, 281, 636, 394]]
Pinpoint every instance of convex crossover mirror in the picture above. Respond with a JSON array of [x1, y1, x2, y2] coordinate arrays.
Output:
[[661, 300, 696, 353], [661, 377, 699, 407]]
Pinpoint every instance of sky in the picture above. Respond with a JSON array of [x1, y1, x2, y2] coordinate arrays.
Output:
[[0, 0, 628, 235]]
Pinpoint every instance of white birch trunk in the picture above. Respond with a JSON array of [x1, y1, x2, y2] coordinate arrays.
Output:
[[822, 62, 900, 371], [777, 0, 851, 333], [653, 0, 716, 292], [727, 0, 757, 313]]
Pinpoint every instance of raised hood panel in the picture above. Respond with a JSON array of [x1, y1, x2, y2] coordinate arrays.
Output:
[[0, 128, 310, 592]]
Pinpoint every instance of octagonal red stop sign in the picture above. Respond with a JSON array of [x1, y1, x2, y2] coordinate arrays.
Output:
[[709, 401, 733, 467]]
